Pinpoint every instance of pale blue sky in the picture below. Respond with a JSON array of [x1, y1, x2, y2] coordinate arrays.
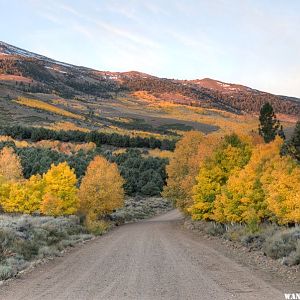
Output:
[[1, 0, 300, 97]]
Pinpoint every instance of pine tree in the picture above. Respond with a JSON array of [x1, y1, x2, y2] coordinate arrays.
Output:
[[291, 121, 300, 146], [258, 102, 280, 143], [281, 121, 300, 161]]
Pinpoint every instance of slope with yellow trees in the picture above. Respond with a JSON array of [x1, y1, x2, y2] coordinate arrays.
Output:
[[165, 128, 300, 226]]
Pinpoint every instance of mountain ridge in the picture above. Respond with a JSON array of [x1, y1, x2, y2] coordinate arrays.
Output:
[[0, 40, 300, 118]]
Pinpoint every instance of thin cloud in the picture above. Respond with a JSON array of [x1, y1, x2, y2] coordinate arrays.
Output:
[[38, 1, 161, 49], [8, 0, 300, 97], [94, 20, 161, 49]]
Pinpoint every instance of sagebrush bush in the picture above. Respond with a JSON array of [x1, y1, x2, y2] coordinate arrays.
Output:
[[223, 224, 249, 242], [38, 246, 60, 258], [85, 217, 110, 236], [0, 214, 92, 281], [204, 222, 226, 236], [0, 265, 15, 280], [285, 241, 300, 266], [263, 227, 300, 260], [110, 197, 172, 224]]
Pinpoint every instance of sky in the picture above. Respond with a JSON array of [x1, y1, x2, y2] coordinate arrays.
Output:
[[1, 0, 300, 97]]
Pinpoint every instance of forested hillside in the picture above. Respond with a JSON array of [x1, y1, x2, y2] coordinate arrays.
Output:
[[1, 41, 300, 120]]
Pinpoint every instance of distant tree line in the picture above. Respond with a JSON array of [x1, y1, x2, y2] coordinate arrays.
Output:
[[0, 125, 176, 150]]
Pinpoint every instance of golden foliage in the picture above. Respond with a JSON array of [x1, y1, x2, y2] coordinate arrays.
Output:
[[49, 121, 90, 132], [163, 131, 205, 211], [188, 135, 300, 225], [133, 91, 159, 102], [0, 135, 95, 154], [84, 216, 110, 235], [78, 156, 124, 219], [1, 175, 44, 214], [189, 135, 252, 220], [16, 97, 84, 120], [213, 138, 283, 224], [0, 147, 23, 181], [112, 148, 127, 156], [40, 162, 78, 216], [0, 136, 29, 148], [261, 145, 300, 224], [35, 140, 96, 154], [146, 149, 173, 159]]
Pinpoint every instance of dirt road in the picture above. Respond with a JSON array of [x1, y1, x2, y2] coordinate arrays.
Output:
[[0, 210, 285, 300]]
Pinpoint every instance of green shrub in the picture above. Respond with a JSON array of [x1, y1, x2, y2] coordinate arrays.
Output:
[[223, 224, 248, 242], [263, 228, 300, 259], [38, 246, 60, 258], [0, 214, 92, 280], [0, 265, 15, 280], [13, 240, 39, 260], [204, 222, 226, 236], [86, 219, 110, 236], [285, 241, 300, 266]]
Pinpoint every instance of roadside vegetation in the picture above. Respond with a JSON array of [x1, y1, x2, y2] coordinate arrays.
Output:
[[0, 125, 172, 280], [164, 102, 300, 265], [0, 215, 92, 280], [110, 196, 172, 224]]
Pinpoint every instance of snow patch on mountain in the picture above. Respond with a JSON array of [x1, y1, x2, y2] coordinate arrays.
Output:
[[0, 41, 76, 70]]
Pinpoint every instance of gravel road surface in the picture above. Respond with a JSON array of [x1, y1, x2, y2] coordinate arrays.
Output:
[[0, 210, 284, 300]]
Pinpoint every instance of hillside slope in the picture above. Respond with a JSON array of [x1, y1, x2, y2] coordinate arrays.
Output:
[[0, 41, 298, 135]]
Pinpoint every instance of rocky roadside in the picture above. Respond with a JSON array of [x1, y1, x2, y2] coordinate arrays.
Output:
[[182, 218, 300, 291], [0, 197, 172, 282]]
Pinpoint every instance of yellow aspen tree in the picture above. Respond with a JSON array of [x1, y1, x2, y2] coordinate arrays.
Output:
[[213, 137, 283, 224], [0, 179, 11, 211], [0, 147, 23, 181], [40, 162, 78, 216], [3, 175, 44, 214], [78, 156, 124, 220], [261, 152, 300, 224], [162, 131, 204, 211], [189, 134, 252, 220]]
